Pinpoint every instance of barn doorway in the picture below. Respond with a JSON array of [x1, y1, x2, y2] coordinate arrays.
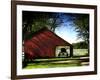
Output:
[[55, 46, 70, 57]]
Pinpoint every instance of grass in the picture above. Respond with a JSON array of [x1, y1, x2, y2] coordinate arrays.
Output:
[[23, 57, 84, 69], [24, 60, 81, 69], [23, 49, 89, 69], [33, 57, 80, 62]]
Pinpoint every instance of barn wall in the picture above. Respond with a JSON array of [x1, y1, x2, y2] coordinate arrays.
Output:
[[24, 29, 73, 59]]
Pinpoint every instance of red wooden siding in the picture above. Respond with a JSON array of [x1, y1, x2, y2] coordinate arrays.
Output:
[[24, 28, 72, 59]]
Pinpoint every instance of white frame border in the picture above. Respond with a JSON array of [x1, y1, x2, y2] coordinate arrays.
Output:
[[16, 5, 95, 75]]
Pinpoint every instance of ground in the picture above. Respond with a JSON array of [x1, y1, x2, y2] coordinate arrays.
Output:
[[23, 49, 89, 69]]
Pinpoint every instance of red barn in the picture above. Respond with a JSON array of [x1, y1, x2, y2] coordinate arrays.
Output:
[[23, 28, 73, 59]]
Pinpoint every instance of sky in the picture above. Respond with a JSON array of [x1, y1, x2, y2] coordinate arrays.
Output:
[[55, 23, 83, 44], [53, 13, 85, 44]]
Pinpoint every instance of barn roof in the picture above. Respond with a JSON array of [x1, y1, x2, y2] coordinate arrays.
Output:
[[24, 27, 72, 58]]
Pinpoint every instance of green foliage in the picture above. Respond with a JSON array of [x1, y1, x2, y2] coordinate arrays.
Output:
[[63, 13, 89, 45], [22, 11, 63, 40], [24, 62, 80, 69], [72, 14, 89, 44], [72, 41, 88, 49]]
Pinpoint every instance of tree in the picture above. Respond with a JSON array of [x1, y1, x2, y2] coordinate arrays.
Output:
[[22, 11, 64, 40], [22, 11, 51, 40], [72, 41, 88, 49], [63, 13, 89, 45], [73, 14, 89, 44]]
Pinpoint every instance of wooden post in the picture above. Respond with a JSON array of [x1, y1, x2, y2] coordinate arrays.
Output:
[[70, 45, 73, 57]]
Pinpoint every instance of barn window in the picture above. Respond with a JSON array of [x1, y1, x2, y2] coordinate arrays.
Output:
[[55, 46, 70, 57]]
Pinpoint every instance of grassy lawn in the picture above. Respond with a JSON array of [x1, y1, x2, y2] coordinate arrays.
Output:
[[23, 49, 89, 69], [23, 58, 84, 69], [33, 57, 80, 62], [24, 61, 81, 69]]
